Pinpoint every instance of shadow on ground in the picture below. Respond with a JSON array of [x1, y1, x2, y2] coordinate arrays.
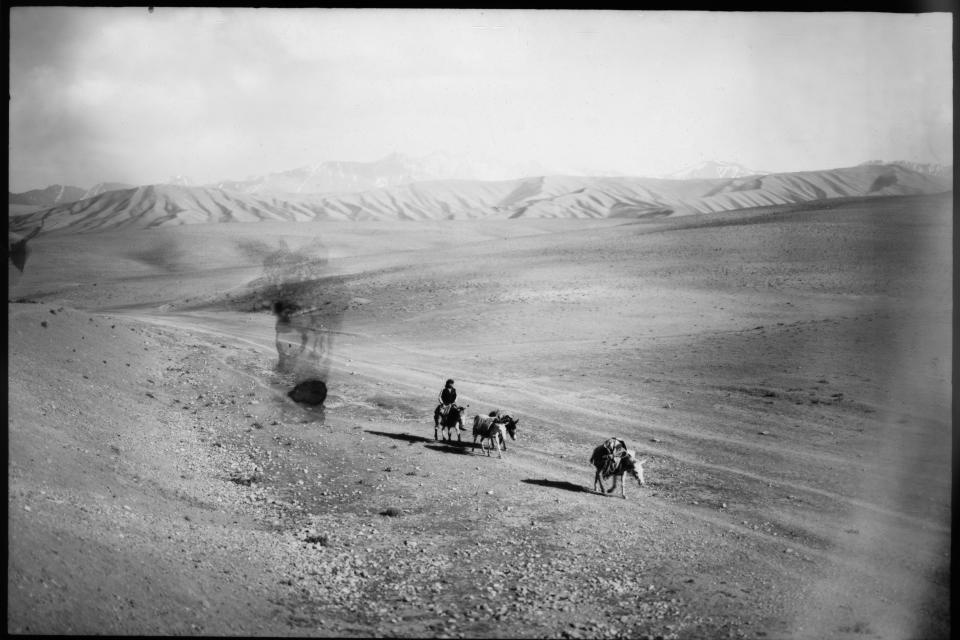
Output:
[[364, 430, 433, 444], [522, 478, 593, 494], [424, 442, 476, 456]]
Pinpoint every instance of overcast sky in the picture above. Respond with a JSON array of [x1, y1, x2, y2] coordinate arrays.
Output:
[[8, 8, 953, 191]]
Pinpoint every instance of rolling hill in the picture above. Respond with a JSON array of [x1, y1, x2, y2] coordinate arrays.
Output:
[[9, 163, 951, 235], [9, 182, 137, 216], [8, 184, 87, 208]]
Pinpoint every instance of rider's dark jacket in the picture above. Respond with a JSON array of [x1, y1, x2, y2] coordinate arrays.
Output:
[[440, 386, 457, 405]]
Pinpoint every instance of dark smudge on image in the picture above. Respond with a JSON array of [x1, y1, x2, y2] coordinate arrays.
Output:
[[237, 238, 347, 417]]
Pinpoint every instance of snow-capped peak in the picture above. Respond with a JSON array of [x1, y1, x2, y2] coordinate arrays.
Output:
[[662, 160, 766, 180]]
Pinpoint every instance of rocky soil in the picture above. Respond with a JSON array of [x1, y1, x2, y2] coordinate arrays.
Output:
[[7, 194, 952, 638]]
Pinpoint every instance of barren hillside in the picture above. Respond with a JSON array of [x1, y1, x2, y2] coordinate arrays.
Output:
[[10, 164, 951, 235], [7, 192, 952, 638]]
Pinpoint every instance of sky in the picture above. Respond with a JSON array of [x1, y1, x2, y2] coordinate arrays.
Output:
[[8, 8, 953, 192]]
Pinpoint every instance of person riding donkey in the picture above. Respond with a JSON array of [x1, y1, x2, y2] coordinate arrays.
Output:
[[436, 378, 458, 420]]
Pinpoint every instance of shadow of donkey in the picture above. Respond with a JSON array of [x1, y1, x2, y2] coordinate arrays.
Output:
[[521, 478, 593, 494], [364, 430, 433, 444]]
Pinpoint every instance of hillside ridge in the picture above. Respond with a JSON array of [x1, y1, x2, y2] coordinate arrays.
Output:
[[9, 163, 952, 234]]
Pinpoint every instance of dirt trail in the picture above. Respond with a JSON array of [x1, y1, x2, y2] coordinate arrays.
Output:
[[97, 303, 949, 639]]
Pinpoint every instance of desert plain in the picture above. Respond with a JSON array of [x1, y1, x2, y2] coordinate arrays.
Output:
[[7, 192, 952, 638]]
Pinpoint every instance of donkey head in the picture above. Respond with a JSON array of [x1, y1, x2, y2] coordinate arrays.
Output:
[[501, 416, 518, 440], [624, 450, 646, 486]]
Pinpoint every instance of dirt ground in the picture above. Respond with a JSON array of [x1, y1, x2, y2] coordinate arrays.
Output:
[[7, 194, 952, 638]]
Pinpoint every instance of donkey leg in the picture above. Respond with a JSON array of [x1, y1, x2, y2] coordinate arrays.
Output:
[[594, 471, 604, 494]]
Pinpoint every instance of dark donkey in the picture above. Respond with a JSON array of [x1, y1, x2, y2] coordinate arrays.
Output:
[[589, 439, 646, 499], [435, 404, 468, 442]]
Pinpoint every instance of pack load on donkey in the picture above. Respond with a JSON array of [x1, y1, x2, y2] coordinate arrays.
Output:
[[590, 437, 646, 498]]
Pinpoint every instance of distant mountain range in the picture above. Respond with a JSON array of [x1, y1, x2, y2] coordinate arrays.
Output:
[[8, 184, 87, 208], [9, 182, 135, 212], [211, 152, 558, 195], [10, 155, 951, 208], [661, 160, 766, 180], [9, 162, 952, 235], [859, 160, 952, 178], [8, 153, 557, 211]]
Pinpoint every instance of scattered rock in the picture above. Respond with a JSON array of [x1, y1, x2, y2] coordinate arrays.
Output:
[[304, 532, 329, 545], [228, 468, 261, 486]]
